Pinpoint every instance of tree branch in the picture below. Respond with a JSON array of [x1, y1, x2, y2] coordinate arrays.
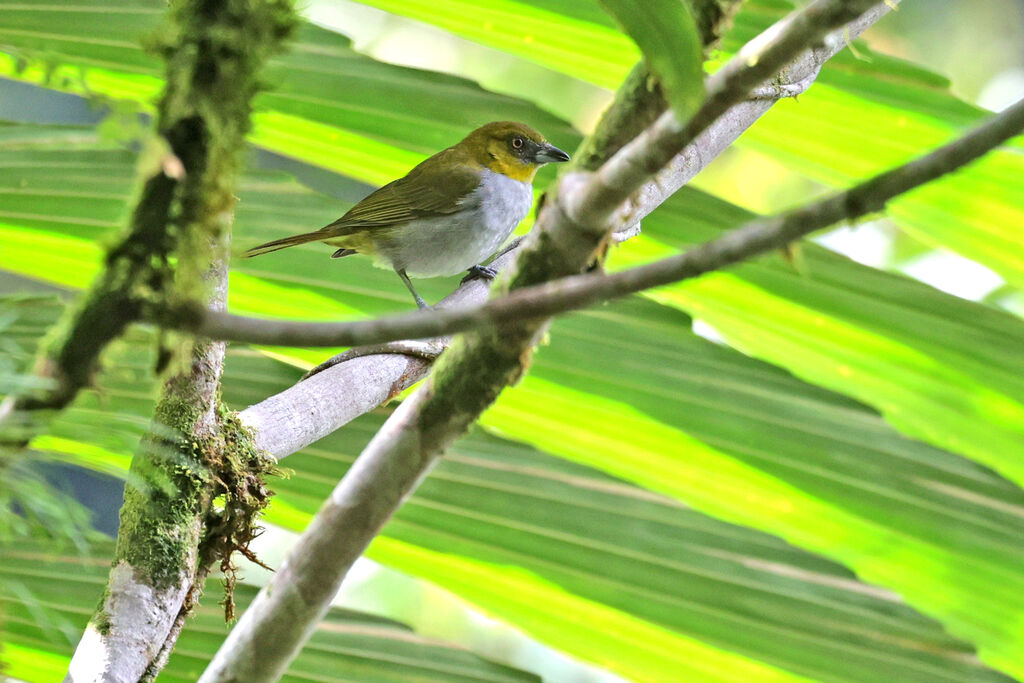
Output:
[[174, 2, 896, 463], [199, 2, 898, 680], [61, 0, 297, 681], [169, 95, 1024, 352], [162, 2, 893, 356], [573, 0, 745, 173]]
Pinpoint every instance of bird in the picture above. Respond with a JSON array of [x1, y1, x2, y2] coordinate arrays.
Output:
[[243, 121, 571, 308]]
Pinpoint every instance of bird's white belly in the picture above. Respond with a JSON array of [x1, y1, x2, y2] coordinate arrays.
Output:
[[380, 170, 533, 278]]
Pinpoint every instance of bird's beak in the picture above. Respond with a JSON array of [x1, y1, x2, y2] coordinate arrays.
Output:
[[533, 142, 571, 164]]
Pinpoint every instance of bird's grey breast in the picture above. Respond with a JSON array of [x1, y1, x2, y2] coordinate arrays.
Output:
[[467, 168, 534, 233], [388, 169, 533, 278]]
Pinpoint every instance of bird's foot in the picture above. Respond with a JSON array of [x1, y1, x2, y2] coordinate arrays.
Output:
[[461, 264, 498, 284], [301, 339, 447, 381]]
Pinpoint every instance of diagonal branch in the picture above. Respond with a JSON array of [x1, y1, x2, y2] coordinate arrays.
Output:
[[199, 2, 899, 681], [167, 95, 1024, 351], [196, 1, 893, 463]]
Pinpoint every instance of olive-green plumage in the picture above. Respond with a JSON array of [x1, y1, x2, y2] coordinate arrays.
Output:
[[244, 121, 570, 308]]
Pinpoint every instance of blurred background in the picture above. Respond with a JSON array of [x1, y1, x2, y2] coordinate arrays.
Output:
[[2, 1, 1023, 681]]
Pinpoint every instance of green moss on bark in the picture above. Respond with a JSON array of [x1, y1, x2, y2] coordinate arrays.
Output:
[[92, 608, 113, 636], [199, 405, 281, 621], [115, 374, 214, 589], [104, 0, 296, 642]]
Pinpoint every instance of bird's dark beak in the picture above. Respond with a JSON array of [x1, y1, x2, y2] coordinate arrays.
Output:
[[533, 142, 571, 164]]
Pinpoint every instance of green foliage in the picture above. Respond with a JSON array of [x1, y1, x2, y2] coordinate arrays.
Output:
[[0, 297, 94, 541], [597, 0, 705, 118], [0, 458, 93, 541], [5, 293, 1019, 681], [1, 1, 1024, 682], [0, 539, 540, 682]]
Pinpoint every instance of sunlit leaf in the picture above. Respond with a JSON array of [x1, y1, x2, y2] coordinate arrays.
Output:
[[596, 0, 704, 118], [4, 289, 1020, 681], [0, 539, 540, 682]]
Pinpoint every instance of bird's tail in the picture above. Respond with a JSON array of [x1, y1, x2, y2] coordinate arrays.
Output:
[[243, 231, 326, 257]]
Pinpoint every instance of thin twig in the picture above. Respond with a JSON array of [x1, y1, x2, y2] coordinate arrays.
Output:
[[179, 96, 1024, 350], [232, 1, 895, 463]]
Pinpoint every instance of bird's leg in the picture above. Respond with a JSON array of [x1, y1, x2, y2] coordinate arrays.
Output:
[[462, 264, 498, 284], [395, 268, 428, 309]]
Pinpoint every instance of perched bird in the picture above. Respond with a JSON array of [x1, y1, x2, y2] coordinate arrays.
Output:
[[244, 121, 570, 308]]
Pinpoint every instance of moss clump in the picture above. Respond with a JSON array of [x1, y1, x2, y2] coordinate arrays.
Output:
[[114, 374, 214, 590], [115, 388, 281, 620], [198, 405, 282, 621], [92, 608, 112, 636]]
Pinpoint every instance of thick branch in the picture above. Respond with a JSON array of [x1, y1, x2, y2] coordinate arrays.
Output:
[[174, 95, 1024, 351], [200, 2, 898, 681], [163, 2, 890, 354], [69, 318, 228, 683], [236, 263, 497, 458]]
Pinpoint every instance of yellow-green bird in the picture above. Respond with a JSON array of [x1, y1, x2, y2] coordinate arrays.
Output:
[[244, 121, 570, 308]]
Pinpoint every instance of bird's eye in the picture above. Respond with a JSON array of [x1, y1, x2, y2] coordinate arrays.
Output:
[[511, 136, 524, 150]]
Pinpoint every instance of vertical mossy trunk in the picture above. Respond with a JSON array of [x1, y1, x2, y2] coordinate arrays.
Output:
[[66, 1, 296, 681], [115, 344, 224, 593]]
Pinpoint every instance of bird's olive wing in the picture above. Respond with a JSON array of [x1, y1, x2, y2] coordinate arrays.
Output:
[[320, 151, 481, 233]]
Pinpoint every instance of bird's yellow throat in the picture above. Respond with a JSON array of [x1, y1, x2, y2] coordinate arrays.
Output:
[[483, 157, 540, 183]]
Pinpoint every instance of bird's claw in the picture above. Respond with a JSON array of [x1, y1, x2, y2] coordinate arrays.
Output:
[[462, 264, 498, 284]]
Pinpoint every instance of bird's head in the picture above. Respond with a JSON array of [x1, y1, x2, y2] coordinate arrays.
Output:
[[460, 121, 570, 182]]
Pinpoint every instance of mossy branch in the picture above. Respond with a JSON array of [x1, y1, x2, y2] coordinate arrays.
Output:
[[62, 1, 297, 681], [0, 0, 295, 444]]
